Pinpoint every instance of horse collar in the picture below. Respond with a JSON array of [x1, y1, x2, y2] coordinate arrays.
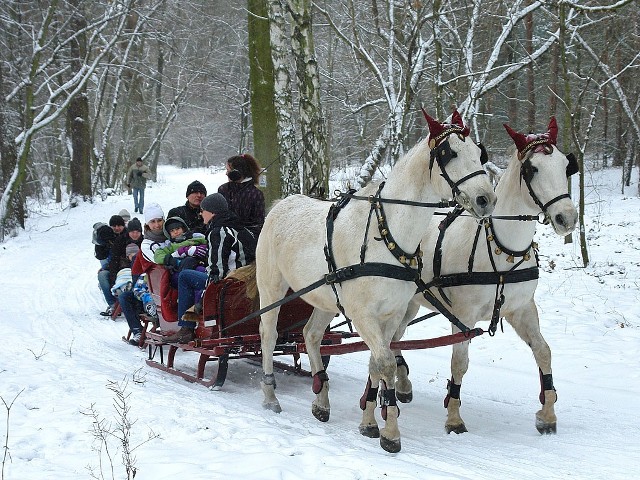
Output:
[[483, 218, 537, 262], [371, 183, 423, 269]]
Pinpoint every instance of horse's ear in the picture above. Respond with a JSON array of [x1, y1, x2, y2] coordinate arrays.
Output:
[[451, 109, 470, 137], [503, 123, 528, 154], [422, 107, 445, 139], [547, 116, 558, 145]]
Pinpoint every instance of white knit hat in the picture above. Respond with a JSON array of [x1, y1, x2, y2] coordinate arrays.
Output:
[[144, 203, 164, 224]]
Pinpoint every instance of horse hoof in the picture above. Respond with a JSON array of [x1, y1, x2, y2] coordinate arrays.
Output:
[[380, 435, 401, 453], [396, 391, 413, 403], [359, 424, 380, 438], [535, 420, 557, 434], [445, 423, 468, 434], [312, 404, 330, 422], [263, 401, 282, 414]]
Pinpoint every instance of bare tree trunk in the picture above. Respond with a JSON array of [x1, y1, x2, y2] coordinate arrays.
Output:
[[67, 0, 92, 201], [525, 1, 536, 130], [248, 0, 280, 204], [0, 61, 23, 238], [289, 0, 329, 198], [269, 0, 300, 197], [433, 0, 444, 119]]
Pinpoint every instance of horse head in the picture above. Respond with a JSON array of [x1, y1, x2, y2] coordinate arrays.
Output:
[[423, 108, 496, 218], [503, 117, 578, 235]]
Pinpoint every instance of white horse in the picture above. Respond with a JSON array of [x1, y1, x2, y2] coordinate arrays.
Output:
[[382, 117, 578, 437], [257, 109, 497, 453]]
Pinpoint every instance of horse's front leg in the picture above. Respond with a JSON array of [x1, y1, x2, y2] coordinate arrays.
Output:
[[507, 300, 557, 434], [393, 301, 420, 404], [303, 309, 335, 422], [260, 308, 282, 413], [445, 336, 470, 434]]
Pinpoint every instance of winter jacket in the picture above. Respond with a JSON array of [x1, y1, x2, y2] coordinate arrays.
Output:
[[126, 163, 152, 190], [108, 232, 144, 285], [167, 202, 206, 234], [140, 228, 170, 263], [153, 232, 206, 265], [204, 210, 257, 286], [217, 180, 265, 236]]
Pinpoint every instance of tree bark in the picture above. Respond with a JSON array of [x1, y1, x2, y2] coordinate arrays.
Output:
[[67, 0, 92, 201], [248, 0, 280, 204], [269, 0, 300, 197], [289, 0, 329, 198]]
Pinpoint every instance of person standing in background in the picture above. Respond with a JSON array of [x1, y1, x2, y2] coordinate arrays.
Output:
[[126, 157, 152, 214], [217, 153, 265, 237]]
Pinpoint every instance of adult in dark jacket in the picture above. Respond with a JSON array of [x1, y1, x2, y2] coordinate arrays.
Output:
[[163, 193, 257, 344], [167, 180, 207, 234], [217, 154, 265, 237], [107, 217, 144, 286], [95, 216, 128, 315]]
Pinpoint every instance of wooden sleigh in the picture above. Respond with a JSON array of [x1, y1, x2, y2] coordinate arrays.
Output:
[[137, 266, 349, 389], [129, 266, 484, 390]]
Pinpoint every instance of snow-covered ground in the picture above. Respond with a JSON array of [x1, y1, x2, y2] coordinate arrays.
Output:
[[1, 164, 638, 479]]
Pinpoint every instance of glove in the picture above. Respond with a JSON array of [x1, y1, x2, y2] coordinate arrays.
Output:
[[177, 244, 208, 259], [210, 275, 220, 284], [194, 302, 203, 314], [163, 255, 180, 272], [136, 171, 143, 177], [190, 244, 208, 258]]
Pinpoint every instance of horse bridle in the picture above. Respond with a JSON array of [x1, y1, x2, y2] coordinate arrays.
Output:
[[519, 140, 578, 223], [429, 127, 488, 198]]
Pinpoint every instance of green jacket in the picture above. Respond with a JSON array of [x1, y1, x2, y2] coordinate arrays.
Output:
[[126, 163, 152, 189], [153, 236, 207, 265]]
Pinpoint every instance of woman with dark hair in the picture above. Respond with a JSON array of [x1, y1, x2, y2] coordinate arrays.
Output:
[[217, 153, 265, 236]]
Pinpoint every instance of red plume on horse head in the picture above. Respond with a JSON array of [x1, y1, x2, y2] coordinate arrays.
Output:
[[503, 122, 529, 153], [422, 107, 469, 139], [547, 116, 558, 145], [504, 116, 559, 154], [422, 107, 445, 140]]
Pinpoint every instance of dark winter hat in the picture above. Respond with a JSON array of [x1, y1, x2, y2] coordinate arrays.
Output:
[[200, 193, 228, 215], [135, 156, 143, 163], [109, 215, 126, 227], [163, 216, 189, 239], [186, 180, 207, 197], [127, 217, 143, 233], [95, 225, 116, 246]]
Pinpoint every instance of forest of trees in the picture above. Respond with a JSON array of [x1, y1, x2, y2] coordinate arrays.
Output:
[[1, 1, 638, 252]]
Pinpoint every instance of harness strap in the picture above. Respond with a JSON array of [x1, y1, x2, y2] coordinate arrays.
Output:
[[338, 191, 456, 209], [220, 262, 419, 333], [424, 267, 540, 289]]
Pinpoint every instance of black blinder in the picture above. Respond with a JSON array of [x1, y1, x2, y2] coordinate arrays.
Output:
[[566, 153, 579, 177], [521, 159, 535, 184], [478, 143, 488, 165], [431, 139, 457, 169]]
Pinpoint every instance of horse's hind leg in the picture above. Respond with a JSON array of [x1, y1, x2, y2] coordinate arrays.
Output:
[[260, 307, 283, 412], [445, 336, 471, 434], [506, 300, 557, 434], [303, 309, 336, 422]]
